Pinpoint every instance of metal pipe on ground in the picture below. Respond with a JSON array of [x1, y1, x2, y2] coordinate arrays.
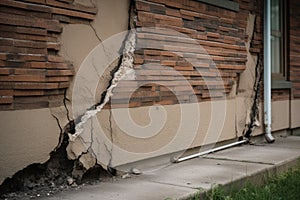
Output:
[[171, 139, 248, 163]]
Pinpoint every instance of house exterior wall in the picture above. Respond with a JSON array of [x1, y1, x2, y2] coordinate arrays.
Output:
[[0, 0, 130, 183], [290, 1, 300, 99], [69, 0, 270, 170], [289, 1, 300, 129], [112, 0, 249, 108], [0, 0, 299, 183]]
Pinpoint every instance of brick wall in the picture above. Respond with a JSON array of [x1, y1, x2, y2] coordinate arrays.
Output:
[[2, 0, 298, 110], [249, 0, 262, 54], [289, 0, 300, 99], [109, 0, 258, 108], [0, 0, 96, 110]]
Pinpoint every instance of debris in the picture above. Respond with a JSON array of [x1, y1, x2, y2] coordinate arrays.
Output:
[[130, 168, 142, 175], [67, 177, 75, 186], [122, 173, 131, 179]]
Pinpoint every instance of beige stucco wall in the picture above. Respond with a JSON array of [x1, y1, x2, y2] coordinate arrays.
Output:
[[0, 109, 60, 184], [60, 0, 130, 113], [60, 0, 130, 73], [74, 97, 295, 171], [272, 100, 290, 131], [67, 97, 296, 172], [251, 100, 291, 136], [291, 99, 300, 128], [73, 99, 236, 169]]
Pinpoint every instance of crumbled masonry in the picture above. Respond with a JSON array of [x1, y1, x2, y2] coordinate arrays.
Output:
[[0, 3, 137, 196], [0, 122, 110, 198]]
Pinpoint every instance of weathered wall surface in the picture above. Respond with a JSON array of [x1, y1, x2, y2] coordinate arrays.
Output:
[[68, 0, 272, 171], [108, 0, 251, 108], [1, 0, 300, 183], [0, 0, 97, 110], [291, 100, 300, 129], [0, 0, 95, 183], [0, 0, 130, 183], [250, 100, 291, 136], [0, 109, 60, 183], [74, 99, 236, 168]]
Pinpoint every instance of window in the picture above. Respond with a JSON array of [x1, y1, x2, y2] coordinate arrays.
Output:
[[271, 0, 287, 79]]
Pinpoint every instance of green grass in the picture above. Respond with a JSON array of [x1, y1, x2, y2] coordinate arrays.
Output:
[[190, 162, 300, 200]]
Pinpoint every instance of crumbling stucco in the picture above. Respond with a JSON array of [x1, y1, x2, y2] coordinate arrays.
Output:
[[1, 1, 297, 191], [60, 0, 131, 173], [64, 3, 257, 173], [235, 13, 261, 138], [0, 109, 61, 184], [71, 29, 136, 140], [235, 13, 292, 139], [0, 0, 131, 186]]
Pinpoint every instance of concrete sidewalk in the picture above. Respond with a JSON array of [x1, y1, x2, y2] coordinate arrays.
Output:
[[45, 136, 300, 200]]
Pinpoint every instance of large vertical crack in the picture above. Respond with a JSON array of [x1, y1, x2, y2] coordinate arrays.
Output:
[[0, 1, 137, 197], [64, 1, 136, 178], [243, 54, 263, 138], [70, 29, 137, 141], [241, 12, 263, 139], [67, 1, 137, 175]]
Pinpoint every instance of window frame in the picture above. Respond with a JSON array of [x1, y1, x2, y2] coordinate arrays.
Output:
[[271, 0, 292, 89], [271, 0, 288, 81]]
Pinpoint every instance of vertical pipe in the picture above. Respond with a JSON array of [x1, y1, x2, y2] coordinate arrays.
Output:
[[264, 0, 275, 143]]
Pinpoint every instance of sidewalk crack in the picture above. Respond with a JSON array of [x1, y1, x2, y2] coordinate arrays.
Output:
[[203, 157, 274, 166]]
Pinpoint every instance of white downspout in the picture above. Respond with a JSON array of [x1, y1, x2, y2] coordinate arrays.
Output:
[[264, 0, 275, 143]]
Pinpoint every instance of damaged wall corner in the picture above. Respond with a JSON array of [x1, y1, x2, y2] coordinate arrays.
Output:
[[0, 0, 131, 189], [61, 0, 132, 174], [0, 109, 62, 185]]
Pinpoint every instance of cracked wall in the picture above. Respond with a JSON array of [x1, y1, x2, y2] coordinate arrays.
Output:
[[235, 13, 260, 138], [0, 0, 130, 184], [65, 0, 260, 172], [61, 0, 131, 172], [63, 0, 265, 173], [74, 0, 293, 172], [0, 109, 61, 184], [1, 0, 298, 185], [236, 1, 293, 138]]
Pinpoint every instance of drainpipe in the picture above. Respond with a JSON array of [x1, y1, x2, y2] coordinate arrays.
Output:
[[171, 139, 248, 163], [264, 0, 275, 143]]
